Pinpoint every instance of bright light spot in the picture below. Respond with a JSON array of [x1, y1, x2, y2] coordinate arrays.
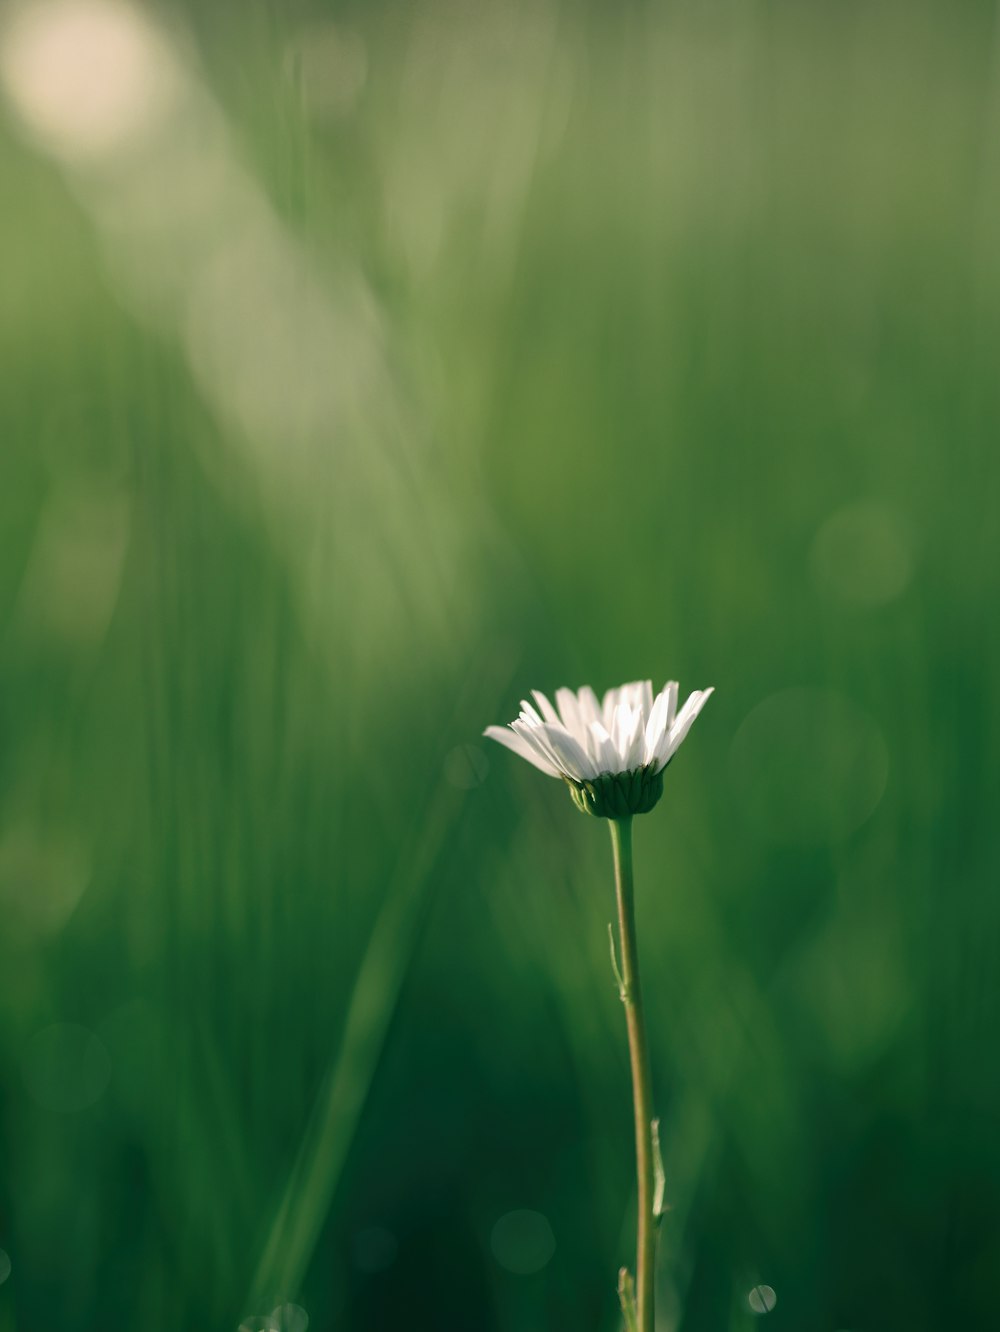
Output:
[[0, 1249, 10, 1284], [730, 688, 888, 844], [0, 828, 89, 941], [352, 1226, 397, 1274], [444, 744, 489, 789], [286, 23, 367, 122], [748, 1284, 777, 1314], [810, 500, 913, 606], [490, 1209, 555, 1275], [269, 1304, 308, 1332], [2, 0, 441, 679], [21, 1022, 111, 1113], [0, 0, 181, 163]]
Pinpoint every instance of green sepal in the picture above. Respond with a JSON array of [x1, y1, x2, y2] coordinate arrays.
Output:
[[564, 765, 664, 819]]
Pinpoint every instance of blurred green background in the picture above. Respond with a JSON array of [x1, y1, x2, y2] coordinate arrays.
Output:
[[1, 0, 998, 1328]]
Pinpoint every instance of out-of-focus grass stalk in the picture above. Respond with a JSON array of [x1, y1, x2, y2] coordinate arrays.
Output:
[[248, 778, 460, 1307], [248, 655, 515, 1310]]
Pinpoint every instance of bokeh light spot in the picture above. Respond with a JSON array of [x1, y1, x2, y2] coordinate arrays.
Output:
[[352, 1226, 398, 1274], [444, 744, 490, 789], [730, 688, 888, 844], [748, 1284, 777, 1314], [810, 500, 912, 606], [269, 1303, 308, 1332], [0, 0, 181, 162], [490, 1209, 555, 1275], [21, 1022, 111, 1112]]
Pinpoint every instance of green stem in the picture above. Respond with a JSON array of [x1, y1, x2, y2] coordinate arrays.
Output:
[[610, 816, 657, 1332]]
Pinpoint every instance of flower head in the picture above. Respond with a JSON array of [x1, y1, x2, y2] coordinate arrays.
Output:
[[485, 680, 713, 818]]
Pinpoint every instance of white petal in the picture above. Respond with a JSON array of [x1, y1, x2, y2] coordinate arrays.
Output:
[[483, 724, 560, 776], [601, 686, 622, 731], [511, 719, 574, 776], [623, 707, 646, 769], [654, 687, 714, 771], [576, 686, 602, 726], [620, 680, 652, 719], [537, 722, 597, 779], [519, 699, 543, 725], [611, 701, 639, 762], [643, 689, 671, 765], [637, 680, 653, 720], [572, 686, 605, 764], [531, 690, 561, 726], [512, 719, 572, 777], [613, 681, 650, 719], [670, 686, 714, 738], [554, 687, 586, 744], [608, 700, 626, 755], [662, 681, 679, 730], [588, 720, 619, 774]]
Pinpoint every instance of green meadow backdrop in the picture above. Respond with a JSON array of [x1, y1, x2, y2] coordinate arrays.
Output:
[[1, 1, 998, 1328]]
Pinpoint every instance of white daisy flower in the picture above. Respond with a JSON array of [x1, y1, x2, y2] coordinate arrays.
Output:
[[484, 679, 713, 817]]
